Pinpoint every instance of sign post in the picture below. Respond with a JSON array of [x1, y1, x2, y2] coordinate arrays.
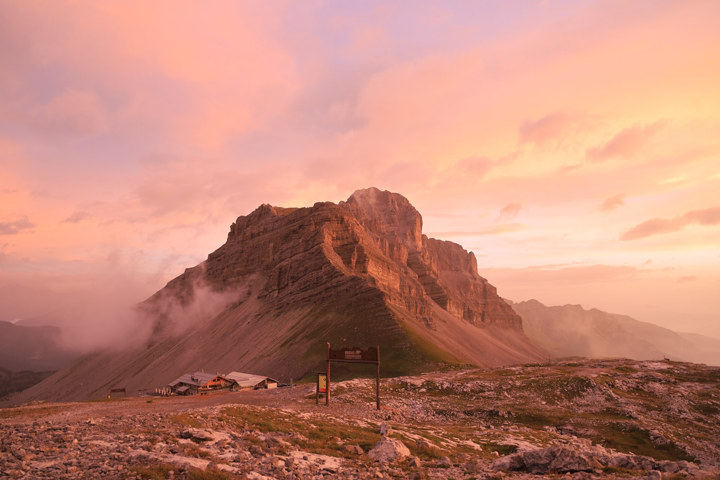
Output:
[[325, 343, 381, 409], [316, 373, 327, 404]]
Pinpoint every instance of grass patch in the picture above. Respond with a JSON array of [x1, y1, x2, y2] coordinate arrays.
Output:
[[185, 444, 212, 459], [188, 467, 234, 480], [509, 410, 563, 429], [614, 366, 638, 374], [220, 405, 378, 457], [84, 397, 124, 403], [171, 413, 204, 428], [220, 406, 299, 432], [408, 439, 445, 459], [482, 442, 518, 455], [132, 463, 175, 480], [592, 422, 694, 462], [691, 401, 720, 416], [304, 421, 378, 455], [525, 376, 596, 403], [0, 405, 68, 419]]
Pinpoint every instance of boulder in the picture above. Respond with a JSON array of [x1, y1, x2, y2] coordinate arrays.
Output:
[[493, 446, 597, 474], [368, 437, 411, 463]]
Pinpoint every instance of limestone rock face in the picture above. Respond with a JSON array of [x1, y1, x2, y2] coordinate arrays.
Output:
[[205, 187, 522, 330]]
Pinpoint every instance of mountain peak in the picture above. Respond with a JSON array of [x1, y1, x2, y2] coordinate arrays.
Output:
[[344, 187, 423, 251], [12, 189, 547, 403]]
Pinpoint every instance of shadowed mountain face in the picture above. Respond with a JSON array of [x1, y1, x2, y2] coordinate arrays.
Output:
[[512, 299, 720, 366], [10, 188, 546, 403]]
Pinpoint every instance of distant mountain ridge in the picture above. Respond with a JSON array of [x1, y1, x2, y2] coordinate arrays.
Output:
[[511, 299, 720, 366], [0, 321, 77, 372], [9, 188, 547, 404]]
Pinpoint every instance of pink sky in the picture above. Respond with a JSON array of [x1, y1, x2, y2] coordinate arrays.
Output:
[[1, 0, 719, 347]]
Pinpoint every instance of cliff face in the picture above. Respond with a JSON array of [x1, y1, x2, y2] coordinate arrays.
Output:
[[202, 187, 522, 331], [12, 188, 546, 403]]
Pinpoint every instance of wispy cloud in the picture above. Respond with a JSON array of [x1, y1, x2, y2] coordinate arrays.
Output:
[[26, 89, 109, 138], [518, 111, 586, 145], [678, 275, 697, 283], [0, 217, 34, 235], [428, 223, 525, 238], [621, 207, 720, 240], [586, 123, 663, 162], [63, 210, 91, 224], [601, 194, 625, 211], [498, 202, 522, 222]]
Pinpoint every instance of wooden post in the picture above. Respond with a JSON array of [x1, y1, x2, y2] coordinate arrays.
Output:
[[316, 375, 319, 405], [376, 345, 381, 410], [326, 342, 331, 407]]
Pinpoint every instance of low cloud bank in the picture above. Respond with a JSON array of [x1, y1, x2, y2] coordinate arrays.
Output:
[[0, 264, 242, 355]]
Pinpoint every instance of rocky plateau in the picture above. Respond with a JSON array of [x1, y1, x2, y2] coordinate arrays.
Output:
[[2, 358, 718, 479]]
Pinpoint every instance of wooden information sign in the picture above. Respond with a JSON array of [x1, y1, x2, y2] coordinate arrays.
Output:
[[325, 343, 381, 410]]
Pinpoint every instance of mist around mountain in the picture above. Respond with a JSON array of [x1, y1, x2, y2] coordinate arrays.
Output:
[[7, 188, 547, 404], [511, 299, 720, 366]]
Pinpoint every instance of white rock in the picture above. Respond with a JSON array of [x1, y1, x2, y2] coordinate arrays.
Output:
[[368, 437, 410, 463]]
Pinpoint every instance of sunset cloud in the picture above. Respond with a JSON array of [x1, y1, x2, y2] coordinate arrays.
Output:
[[63, 211, 91, 224], [27, 89, 109, 137], [678, 275, 697, 283], [0, 216, 34, 235], [428, 224, 525, 238], [621, 207, 720, 240], [498, 203, 522, 222], [1, 0, 719, 340], [601, 194, 625, 212], [518, 111, 587, 146], [586, 123, 663, 163]]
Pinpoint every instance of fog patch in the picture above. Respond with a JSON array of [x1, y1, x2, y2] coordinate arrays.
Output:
[[139, 266, 246, 341], [0, 259, 244, 355]]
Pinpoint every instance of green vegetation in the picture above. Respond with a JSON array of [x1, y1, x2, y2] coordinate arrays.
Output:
[[188, 467, 234, 480], [171, 413, 204, 428], [399, 321, 461, 367], [590, 422, 694, 462], [524, 375, 597, 403], [184, 444, 212, 458], [482, 442, 518, 455], [613, 365, 638, 374], [132, 463, 175, 480], [219, 405, 378, 457], [0, 405, 68, 419]]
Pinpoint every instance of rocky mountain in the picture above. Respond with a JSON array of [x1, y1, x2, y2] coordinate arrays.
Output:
[[0, 321, 77, 372], [512, 299, 720, 366], [8, 188, 546, 404]]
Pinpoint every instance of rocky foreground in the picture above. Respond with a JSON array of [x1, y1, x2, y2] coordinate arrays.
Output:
[[1, 358, 719, 479]]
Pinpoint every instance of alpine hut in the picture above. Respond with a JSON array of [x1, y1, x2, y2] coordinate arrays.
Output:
[[225, 372, 278, 390], [168, 371, 218, 395]]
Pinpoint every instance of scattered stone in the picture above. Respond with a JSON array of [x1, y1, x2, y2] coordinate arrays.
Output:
[[368, 436, 411, 463]]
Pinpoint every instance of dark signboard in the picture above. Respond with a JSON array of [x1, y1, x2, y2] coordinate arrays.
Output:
[[328, 347, 378, 363], [325, 343, 381, 410]]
